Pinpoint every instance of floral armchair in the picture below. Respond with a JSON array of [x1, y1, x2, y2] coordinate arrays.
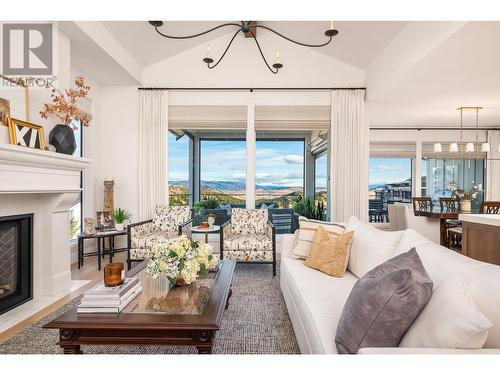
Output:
[[220, 208, 276, 276], [127, 205, 192, 269]]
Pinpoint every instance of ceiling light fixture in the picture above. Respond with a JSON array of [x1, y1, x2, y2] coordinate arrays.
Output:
[[148, 21, 339, 74]]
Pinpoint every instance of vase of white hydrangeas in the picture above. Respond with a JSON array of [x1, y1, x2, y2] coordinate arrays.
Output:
[[145, 235, 217, 286]]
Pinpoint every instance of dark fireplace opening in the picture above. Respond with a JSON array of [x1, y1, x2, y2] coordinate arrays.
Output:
[[0, 214, 32, 315]]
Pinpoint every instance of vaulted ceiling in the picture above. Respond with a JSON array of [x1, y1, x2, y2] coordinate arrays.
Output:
[[60, 21, 500, 128]]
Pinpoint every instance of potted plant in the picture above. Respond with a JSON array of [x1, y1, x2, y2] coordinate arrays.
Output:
[[206, 213, 216, 227], [113, 208, 131, 231], [40, 76, 91, 155], [292, 196, 323, 220], [146, 235, 217, 286], [448, 182, 483, 212]]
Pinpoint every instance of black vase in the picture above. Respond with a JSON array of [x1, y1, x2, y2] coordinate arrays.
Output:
[[49, 124, 76, 155]]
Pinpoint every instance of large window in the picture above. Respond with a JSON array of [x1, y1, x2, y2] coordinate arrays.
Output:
[[70, 119, 82, 240], [314, 153, 327, 220], [168, 133, 191, 206], [200, 139, 246, 204], [368, 157, 412, 222], [255, 139, 304, 208], [421, 158, 485, 209]]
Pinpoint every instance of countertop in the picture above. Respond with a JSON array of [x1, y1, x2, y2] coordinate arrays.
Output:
[[459, 214, 500, 227]]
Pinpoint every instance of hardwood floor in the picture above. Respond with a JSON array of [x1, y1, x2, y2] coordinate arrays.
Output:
[[0, 252, 128, 344]]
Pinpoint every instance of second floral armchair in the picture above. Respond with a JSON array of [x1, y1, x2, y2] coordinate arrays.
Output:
[[220, 208, 276, 276]]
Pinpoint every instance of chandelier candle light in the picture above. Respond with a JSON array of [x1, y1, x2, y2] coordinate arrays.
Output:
[[149, 21, 339, 74]]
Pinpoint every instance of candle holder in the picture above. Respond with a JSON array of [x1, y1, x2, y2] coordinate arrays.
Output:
[[104, 262, 125, 287]]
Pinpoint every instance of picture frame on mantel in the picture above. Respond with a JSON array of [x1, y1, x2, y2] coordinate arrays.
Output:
[[7, 118, 45, 150]]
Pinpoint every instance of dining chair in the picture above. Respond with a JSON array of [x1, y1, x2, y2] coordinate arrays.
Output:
[[480, 201, 500, 214], [412, 197, 432, 213]]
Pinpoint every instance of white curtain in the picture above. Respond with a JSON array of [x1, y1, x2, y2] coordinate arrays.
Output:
[[486, 130, 500, 200], [138, 90, 169, 220], [330, 90, 369, 223]]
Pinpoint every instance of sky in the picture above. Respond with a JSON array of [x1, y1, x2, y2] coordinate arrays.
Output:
[[369, 158, 411, 185], [168, 134, 306, 187], [169, 134, 411, 188]]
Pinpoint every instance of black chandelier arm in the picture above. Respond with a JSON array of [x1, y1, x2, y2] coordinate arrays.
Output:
[[154, 22, 241, 40], [255, 25, 333, 48], [206, 30, 241, 69], [248, 30, 279, 74]]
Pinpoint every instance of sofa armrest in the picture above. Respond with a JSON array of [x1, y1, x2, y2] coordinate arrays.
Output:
[[280, 233, 297, 259], [358, 347, 500, 354]]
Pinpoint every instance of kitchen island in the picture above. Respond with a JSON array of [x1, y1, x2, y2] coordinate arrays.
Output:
[[459, 214, 500, 266]]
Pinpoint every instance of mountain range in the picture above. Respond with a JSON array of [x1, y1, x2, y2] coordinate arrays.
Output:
[[170, 180, 317, 191]]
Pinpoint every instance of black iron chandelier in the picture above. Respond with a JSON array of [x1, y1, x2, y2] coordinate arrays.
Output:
[[148, 21, 339, 74]]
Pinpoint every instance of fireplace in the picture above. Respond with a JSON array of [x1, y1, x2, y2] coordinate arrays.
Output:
[[0, 214, 32, 315]]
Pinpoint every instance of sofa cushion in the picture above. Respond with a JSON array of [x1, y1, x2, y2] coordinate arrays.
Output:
[[304, 227, 354, 277], [281, 257, 358, 353], [345, 216, 404, 278], [223, 234, 273, 251], [394, 229, 500, 348], [400, 274, 492, 349], [292, 217, 345, 259], [335, 248, 433, 354], [230, 208, 268, 235], [151, 205, 190, 232]]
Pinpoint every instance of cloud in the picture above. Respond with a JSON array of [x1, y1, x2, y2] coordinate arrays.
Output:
[[284, 155, 304, 164]]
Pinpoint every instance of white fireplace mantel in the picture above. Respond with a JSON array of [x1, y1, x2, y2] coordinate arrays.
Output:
[[0, 143, 91, 193], [0, 143, 92, 330]]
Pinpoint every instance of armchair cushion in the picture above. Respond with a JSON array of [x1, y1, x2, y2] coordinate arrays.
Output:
[[230, 208, 268, 235], [131, 230, 179, 249], [223, 250, 273, 262], [223, 234, 273, 252], [152, 205, 191, 232]]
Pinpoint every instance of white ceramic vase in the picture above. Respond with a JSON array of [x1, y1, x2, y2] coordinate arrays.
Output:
[[460, 200, 472, 213], [207, 217, 215, 227], [115, 223, 124, 231]]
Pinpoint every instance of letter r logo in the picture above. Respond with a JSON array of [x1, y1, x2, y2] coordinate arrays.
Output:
[[2, 23, 53, 75]]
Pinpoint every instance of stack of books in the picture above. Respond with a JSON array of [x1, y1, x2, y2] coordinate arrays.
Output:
[[77, 277, 142, 314]]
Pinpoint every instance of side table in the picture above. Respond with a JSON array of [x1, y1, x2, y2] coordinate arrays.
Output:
[[77, 229, 128, 270]]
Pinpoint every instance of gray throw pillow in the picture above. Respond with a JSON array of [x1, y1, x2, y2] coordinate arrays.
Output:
[[335, 248, 433, 354]]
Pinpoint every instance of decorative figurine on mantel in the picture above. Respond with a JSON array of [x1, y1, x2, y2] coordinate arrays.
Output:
[[104, 176, 114, 212]]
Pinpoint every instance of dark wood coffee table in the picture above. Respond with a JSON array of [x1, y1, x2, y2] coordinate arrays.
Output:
[[43, 259, 236, 354]]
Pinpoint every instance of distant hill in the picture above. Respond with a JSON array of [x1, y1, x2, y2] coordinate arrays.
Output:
[[170, 180, 299, 191]]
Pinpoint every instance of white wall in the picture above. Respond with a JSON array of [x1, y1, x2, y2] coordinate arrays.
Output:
[[0, 29, 71, 144], [96, 86, 140, 220], [142, 30, 364, 87]]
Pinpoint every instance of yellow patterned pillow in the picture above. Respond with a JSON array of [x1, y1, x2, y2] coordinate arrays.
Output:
[[304, 226, 354, 277]]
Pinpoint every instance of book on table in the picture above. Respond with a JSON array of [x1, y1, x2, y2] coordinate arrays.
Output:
[[77, 277, 142, 314]]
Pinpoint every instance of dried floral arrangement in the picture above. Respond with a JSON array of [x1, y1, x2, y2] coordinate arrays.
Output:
[[40, 76, 91, 129]]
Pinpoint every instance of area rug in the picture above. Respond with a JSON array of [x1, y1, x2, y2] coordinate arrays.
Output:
[[0, 264, 300, 354]]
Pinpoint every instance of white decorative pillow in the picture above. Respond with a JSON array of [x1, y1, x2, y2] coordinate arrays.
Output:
[[401, 274, 493, 349], [345, 216, 404, 278], [291, 217, 345, 259]]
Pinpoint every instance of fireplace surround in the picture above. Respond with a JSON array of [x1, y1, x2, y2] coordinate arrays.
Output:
[[0, 214, 33, 315]]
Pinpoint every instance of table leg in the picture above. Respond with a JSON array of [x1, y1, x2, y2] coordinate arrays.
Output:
[[440, 218, 448, 247], [109, 236, 114, 263], [78, 238, 82, 269], [205, 232, 209, 243], [225, 287, 233, 310], [97, 238, 102, 271], [61, 345, 83, 354], [196, 346, 212, 354]]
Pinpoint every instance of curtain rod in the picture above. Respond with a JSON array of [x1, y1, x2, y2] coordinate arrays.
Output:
[[372, 127, 500, 131], [137, 87, 366, 92]]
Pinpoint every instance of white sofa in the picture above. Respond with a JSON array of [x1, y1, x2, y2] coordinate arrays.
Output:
[[280, 223, 500, 354]]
